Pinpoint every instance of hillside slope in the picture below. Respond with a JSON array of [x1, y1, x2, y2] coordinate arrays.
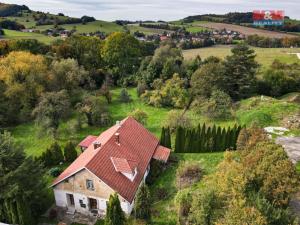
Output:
[[0, 2, 29, 16]]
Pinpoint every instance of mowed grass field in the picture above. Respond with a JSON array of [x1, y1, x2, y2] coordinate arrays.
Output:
[[1, 29, 59, 44], [126, 24, 168, 35], [36, 20, 124, 34], [183, 45, 300, 68]]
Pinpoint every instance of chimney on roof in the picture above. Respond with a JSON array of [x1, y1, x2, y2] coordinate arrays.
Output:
[[115, 133, 120, 145], [93, 141, 101, 150], [116, 120, 121, 128]]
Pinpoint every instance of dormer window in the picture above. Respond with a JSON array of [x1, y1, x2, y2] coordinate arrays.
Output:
[[110, 157, 138, 182], [86, 179, 94, 190]]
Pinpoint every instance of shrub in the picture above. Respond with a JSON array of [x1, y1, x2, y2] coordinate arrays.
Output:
[[155, 187, 168, 200], [64, 141, 77, 162], [48, 167, 62, 177], [128, 109, 148, 125], [119, 88, 132, 103], [137, 81, 148, 97], [201, 89, 233, 119], [163, 110, 192, 132], [48, 208, 57, 220], [105, 193, 125, 225], [134, 183, 151, 220], [94, 220, 105, 225], [188, 187, 219, 225], [175, 189, 192, 221], [146, 159, 165, 185], [176, 161, 202, 189], [141, 74, 189, 108], [40, 142, 64, 167]]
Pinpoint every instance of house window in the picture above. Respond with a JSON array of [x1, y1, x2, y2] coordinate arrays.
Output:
[[86, 179, 94, 190]]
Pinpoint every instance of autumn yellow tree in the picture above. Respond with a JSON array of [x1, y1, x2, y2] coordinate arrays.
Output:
[[0, 51, 47, 119]]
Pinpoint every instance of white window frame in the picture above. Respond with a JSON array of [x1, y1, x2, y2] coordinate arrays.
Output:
[[86, 179, 94, 190]]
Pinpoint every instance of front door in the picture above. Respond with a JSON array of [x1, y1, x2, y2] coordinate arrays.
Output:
[[89, 198, 97, 210], [67, 194, 75, 207]]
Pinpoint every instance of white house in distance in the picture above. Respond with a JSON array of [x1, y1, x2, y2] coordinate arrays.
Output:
[[51, 117, 171, 216]]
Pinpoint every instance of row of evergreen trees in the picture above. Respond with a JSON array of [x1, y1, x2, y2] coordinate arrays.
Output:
[[175, 124, 242, 153], [160, 124, 242, 153], [160, 127, 172, 148]]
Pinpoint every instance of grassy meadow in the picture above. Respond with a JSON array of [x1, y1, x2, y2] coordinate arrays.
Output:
[[36, 21, 124, 34], [2, 29, 59, 44], [7, 87, 300, 157], [126, 24, 167, 35], [183, 45, 300, 68]]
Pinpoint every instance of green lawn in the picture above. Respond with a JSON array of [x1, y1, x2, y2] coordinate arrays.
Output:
[[2, 29, 59, 44], [183, 45, 300, 68]]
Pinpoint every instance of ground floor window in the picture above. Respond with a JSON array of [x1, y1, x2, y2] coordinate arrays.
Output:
[[89, 198, 97, 210], [67, 194, 74, 206]]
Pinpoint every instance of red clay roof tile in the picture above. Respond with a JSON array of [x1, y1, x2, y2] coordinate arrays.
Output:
[[78, 135, 98, 148], [153, 145, 171, 162]]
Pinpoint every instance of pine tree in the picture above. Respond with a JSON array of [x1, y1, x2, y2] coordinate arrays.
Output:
[[134, 183, 151, 220], [64, 141, 77, 162], [17, 196, 34, 225], [165, 127, 172, 149], [0, 132, 47, 225], [196, 124, 202, 153], [105, 193, 126, 225], [211, 125, 217, 152], [206, 127, 212, 152], [220, 127, 227, 151], [184, 130, 193, 153], [49, 142, 64, 165], [225, 127, 232, 149], [216, 126, 222, 151], [191, 128, 198, 153], [175, 127, 185, 153], [200, 124, 206, 152], [160, 127, 166, 147]]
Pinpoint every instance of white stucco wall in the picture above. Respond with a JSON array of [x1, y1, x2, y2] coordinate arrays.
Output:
[[53, 162, 151, 216]]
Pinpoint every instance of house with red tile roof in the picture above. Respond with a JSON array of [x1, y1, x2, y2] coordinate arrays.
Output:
[[51, 117, 170, 216]]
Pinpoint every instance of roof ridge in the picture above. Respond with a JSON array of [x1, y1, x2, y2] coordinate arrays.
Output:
[[86, 117, 131, 168]]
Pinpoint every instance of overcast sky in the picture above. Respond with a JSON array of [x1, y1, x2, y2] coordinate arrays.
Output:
[[2, 0, 300, 21]]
